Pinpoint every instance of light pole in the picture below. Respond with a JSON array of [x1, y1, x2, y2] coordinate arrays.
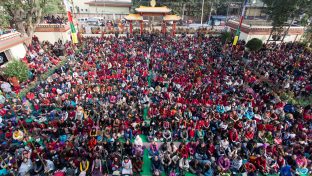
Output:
[[201, 0, 205, 26]]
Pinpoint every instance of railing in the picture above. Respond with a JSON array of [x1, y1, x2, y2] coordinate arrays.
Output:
[[36, 24, 69, 28]]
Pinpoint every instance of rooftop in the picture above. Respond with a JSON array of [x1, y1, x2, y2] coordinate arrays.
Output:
[[135, 6, 171, 13], [124, 14, 143, 21], [0, 32, 29, 53], [163, 15, 181, 21]]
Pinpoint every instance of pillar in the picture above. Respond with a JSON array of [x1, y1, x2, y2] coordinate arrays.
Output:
[[172, 21, 176, 36], [140, 21, 143, 35], [162, 21, 167, 35], [129, 20, 133, 35]]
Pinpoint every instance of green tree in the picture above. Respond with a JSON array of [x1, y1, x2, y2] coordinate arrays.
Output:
[[0, 0, 65, 37], [246, 38, 263, 51], [3, 59, 29, 83], [263, 0, 312, 42]]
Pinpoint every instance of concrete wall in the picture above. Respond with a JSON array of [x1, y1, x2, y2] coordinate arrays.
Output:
[[34, 30, 71, 44], [9, 44, 27, 60]]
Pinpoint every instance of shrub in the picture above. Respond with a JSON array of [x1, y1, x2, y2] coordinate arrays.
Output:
[[246, 38, 263, 51], [3, 59, 29, 82]]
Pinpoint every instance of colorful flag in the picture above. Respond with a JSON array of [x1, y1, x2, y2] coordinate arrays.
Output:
[[63, 0, 78, 44]]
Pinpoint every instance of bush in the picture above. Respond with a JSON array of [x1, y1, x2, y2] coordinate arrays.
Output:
[[3, 59, 29, 82], [246, 38, 263, 51]]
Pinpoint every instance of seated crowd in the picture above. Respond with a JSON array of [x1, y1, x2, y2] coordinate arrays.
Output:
[[1, 36, 67, 95], [43, 16, 66, 25], [0, 33, 311, 176]]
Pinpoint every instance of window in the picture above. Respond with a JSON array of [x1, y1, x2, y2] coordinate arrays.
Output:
[[81, 9, 83, 12], [85, 9, 88, 12]]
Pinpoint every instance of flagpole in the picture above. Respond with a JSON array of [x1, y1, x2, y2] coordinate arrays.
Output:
[[200, 0, 205, 26], [63, 0, 78, 44], [233, 0, 248, 46]]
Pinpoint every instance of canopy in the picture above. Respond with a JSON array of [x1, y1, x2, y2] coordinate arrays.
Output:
[[135, 6, 171, 13], [124, 14, 143, 21], [163, 15, 181, 21]]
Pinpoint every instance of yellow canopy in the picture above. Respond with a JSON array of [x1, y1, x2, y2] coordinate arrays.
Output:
[[163, 15, 181, 21], [135, 6, 171, 13], [124, 14, 143, 21]]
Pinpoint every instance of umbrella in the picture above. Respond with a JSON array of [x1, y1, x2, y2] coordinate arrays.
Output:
[[1, 82, 11, 93], [0, 95, 5, 104]]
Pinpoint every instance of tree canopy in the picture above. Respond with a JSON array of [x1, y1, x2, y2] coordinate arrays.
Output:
[[246, 38, 263, 51], [263, 0, 312, 41], [0, 0, 64, 37], [3, 59, 29, 83]]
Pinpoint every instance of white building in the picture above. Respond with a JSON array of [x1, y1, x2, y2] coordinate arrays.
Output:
[[0, 32, 28, 66], [72, 0, 131, 15], [34, 24, 71, 44]]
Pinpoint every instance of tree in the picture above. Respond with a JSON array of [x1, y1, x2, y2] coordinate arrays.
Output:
[[3, 59, 29, 83], [263, 0, 312, 42], [0, 0, 64, 37], [246, 38, 263, 51]]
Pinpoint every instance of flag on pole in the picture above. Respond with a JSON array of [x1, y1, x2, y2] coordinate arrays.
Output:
[[233, 0, 248, 46], [63, 0, 72, 12], [233, 36, 239, 46], [71, 33, 78, 44], [63, 0, 78, 44]]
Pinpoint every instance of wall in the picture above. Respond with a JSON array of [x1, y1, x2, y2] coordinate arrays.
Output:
[[240, 32, 302, 43], [245, 8, 263, 18], [34, 30, 71, 44], [72, 0, 130, 14], [8, 43, 27, 60], [87, 6, 129, 15]]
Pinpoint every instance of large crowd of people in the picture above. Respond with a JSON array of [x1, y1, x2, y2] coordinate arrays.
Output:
[[0, 33, 311, 176]]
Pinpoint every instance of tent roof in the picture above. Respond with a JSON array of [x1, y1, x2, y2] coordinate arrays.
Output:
[[124, 14, 143, 21], [135, 6, 171, 13], [163, 15, 181, 21]]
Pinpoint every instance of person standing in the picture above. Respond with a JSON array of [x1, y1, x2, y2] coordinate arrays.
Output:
[[121, 156, 133, 175], [161, 153, 172, 175]]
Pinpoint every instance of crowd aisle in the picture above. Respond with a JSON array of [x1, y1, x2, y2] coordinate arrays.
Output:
[[0, 34, 311, 176]]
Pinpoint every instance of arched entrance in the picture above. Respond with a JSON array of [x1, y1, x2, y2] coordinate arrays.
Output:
[[125, 1, 181, 35]]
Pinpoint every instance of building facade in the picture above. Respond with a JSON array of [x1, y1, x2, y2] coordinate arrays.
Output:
[[0, 32, 28, 66], [34, 24, 72, 44], [72, 0, 131, 15], [245, 0, 266, 19]]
